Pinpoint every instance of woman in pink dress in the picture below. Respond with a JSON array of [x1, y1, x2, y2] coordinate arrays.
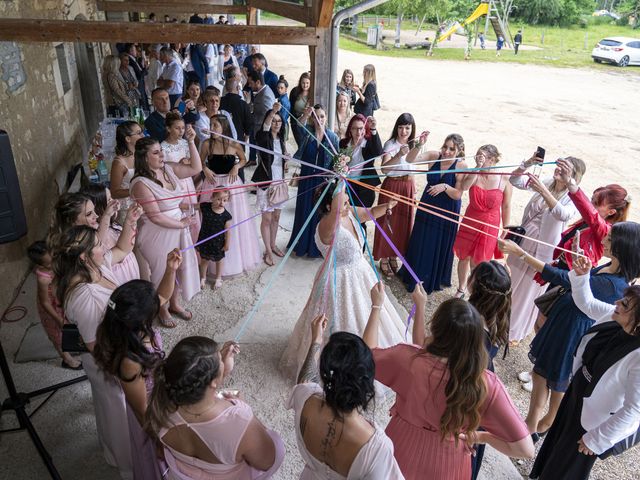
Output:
[[146, 336, 285, 479], [453, 144, 512, 298], [363, 289, 534, 480], [198, 113, 261, 277], [55, 223, 180, 479], [130, 136, 202, 327], [54, 221, 137, 479], [161, 112, 202, 245], [94, 272, 181, 480], [82, 183, 140, 284]]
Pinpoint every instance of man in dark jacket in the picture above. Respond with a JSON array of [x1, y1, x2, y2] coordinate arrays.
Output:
[[144, 88, 199, 142]]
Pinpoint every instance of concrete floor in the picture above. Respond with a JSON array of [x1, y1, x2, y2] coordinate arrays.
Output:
[[0, 179, 522, 479]]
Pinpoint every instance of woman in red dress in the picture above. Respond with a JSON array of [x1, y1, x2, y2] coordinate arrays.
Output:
[[453, 144, 512, 297]]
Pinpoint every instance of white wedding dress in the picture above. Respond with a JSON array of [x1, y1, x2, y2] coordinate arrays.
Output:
[[280, 213, 408, 380]]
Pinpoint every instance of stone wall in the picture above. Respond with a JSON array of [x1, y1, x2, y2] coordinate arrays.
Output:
[[0, 0, 106, 312]]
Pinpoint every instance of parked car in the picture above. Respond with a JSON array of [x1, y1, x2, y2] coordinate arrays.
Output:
[[592, 10, 621, 20], [591, 37, 640, 66]]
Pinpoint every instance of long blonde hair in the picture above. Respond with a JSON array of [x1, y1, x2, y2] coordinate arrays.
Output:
[[362, 64, 376, 87]]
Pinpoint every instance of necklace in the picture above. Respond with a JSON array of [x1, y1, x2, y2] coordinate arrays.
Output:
[[179, 401, 217, 418]]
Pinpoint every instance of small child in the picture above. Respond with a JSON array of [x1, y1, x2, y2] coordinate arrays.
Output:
[[275, 75, 291, 140], [28, 241, 82, 370], [197, 190, 232, 289]]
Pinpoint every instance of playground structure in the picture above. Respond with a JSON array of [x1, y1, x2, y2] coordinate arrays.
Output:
[[437, 0, 514, 48]]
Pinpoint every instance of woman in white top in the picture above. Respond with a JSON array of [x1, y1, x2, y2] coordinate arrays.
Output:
[[110, 121, 144, 215], [334, 91, 351, 140], [161, 112, 202, 244], [507, 155, 586, 344], [530, 255, 640, 479], [288, 304, 404, 479], [251, 104, 288, 266], [373, 113, 428, 277], [195, 88, 237, 144]]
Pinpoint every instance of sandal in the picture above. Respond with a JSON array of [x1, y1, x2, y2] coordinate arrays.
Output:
[[168, 308, 193, 321], [379, 259, 393, 277], [389, 258, 400, 274], [263, 253, 275, 266], [272, 247, 285, 258], [454, 288, 466, 299], [61, 360, 83, 370], [214, 279, 223, 290]]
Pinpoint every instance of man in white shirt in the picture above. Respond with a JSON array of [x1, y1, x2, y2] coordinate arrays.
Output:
[[157, 46, 184, 106], [145, 45, 163, 101], [247, 70, 275, 165]]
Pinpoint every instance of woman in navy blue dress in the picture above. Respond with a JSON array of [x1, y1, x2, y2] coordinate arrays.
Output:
[[499, 221, 640, 441], [287, 104, 339, 257], [398, 133, 468, 293]]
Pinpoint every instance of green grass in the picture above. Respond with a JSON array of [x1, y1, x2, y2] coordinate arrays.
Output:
[[340, 22, 640, 71]]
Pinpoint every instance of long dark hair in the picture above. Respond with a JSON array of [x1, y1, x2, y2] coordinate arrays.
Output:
[[145, 336, 220, 439], [47, 192, 92, 252], [319, 332, 375, 419], [209, 113, 233, 155], [133, 137, 163, 187], [52, 226, 99, 306], [81, 184, 108, 217], [623, 285, 640, 336], [94, 280, 164, 381], [261, 109, 286, 147], [314, 180, 341, 216], [424, 299, 487, 443], [610, 221, 640, 282], [115, 120, 140, 157], [388, 113, 416, 144], [468, 261, 511, 349]]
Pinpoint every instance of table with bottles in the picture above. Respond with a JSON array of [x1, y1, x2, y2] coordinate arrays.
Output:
[[87, 109, 146, 185]]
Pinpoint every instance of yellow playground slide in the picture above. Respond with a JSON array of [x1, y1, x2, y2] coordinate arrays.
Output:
[[437, 2, 489, 41]]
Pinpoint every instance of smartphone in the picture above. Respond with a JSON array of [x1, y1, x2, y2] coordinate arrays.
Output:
[[536, 146, 546, 160], [178, 101, 186, 114]]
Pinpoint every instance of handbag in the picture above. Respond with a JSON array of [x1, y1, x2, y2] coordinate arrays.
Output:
[[504, 225, 526, 246], [61, 324, 89, 353], [267, 182, 289, 205], [534, 285, 566, 317]]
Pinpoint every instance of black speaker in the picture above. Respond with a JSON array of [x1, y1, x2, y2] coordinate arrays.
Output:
[[0, 130, 27, 243]]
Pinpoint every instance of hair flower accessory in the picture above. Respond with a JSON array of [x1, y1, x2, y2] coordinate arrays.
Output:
[[625, 194, 632, 203]]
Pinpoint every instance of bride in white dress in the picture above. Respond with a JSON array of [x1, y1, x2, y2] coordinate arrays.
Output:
[[281, 181, 409, 380]]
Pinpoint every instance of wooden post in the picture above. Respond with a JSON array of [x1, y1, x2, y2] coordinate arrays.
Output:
[[309, 27, 331, 108]]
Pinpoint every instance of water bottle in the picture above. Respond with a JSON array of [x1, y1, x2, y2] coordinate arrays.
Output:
[[97, 156, 108, 183]]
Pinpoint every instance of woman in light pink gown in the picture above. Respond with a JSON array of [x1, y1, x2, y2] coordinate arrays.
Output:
[[81, 183, 140, 284], [161, 112, 202, 245], [130, 134, 202, 326], [198, 113, 261, 277], [146, 336, 285, 479], [56, 224, 181, 479], [93, 275, 181, 480], [55, 223, 138, 479]]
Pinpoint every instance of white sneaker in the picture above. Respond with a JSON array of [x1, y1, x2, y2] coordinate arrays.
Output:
[[521, 380, 533, 392], [517, 371, 532, 383]]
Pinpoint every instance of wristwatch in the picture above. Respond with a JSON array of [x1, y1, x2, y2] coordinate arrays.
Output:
[[234, 158, 240, 165]]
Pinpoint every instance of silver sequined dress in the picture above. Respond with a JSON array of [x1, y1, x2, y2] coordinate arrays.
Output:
[[280, 213, 408, 380]]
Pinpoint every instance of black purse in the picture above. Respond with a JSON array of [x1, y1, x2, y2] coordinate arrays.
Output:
[[534, 285, 566, 316], [61, 324, 89, 353], [504, 225, 526, 246]]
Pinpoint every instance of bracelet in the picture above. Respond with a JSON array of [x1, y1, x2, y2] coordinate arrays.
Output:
[[444, 184, 448, 191], [519, 252, 528, 260], [520, 160, 529, 169], [371, 305, 382, 310]]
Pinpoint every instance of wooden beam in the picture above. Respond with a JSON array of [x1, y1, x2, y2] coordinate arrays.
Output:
[[97, 1, 247, 15], [0, 19, 319, 45], [312, 0, 335, 28], [248, 0, 309, 24]]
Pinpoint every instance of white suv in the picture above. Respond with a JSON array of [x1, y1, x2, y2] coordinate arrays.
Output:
[[592, 37, 640, 67]]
